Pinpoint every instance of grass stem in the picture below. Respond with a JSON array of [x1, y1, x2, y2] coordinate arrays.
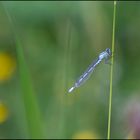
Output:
[[107, 1, 117, 139]]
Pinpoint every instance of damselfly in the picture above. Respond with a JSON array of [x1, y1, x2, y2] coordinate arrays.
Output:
[[68, 48, 112, 93]]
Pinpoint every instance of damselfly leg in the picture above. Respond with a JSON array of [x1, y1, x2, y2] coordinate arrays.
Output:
[[105, 58, 112, 65]]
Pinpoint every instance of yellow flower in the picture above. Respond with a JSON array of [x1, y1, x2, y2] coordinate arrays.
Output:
[[0, 102, 9, 123], [72, 130, 99, 139], [0, 52, 16, 82]]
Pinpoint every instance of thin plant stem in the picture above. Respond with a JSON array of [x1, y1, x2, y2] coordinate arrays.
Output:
[[107, 1, 117, 139]]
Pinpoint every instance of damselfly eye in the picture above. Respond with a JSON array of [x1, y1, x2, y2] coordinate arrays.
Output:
[[106, 48, 111, 56]]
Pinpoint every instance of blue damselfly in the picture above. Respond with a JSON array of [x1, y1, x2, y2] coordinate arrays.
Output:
[[68, 48, 112, 93]]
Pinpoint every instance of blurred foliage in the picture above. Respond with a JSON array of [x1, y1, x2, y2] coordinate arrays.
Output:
[[0, 1, 140, 139]]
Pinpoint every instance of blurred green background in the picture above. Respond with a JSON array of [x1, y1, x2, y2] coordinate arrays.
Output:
[[0, 1, 140, 139]]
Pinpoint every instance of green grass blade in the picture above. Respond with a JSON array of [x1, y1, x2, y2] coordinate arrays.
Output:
[[107, 1, 117, 139], [2, 4, 44, 138], [16, 39, 44, 138]]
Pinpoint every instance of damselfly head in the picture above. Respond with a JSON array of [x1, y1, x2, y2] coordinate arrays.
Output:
[[106, 48, 111, 56]]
